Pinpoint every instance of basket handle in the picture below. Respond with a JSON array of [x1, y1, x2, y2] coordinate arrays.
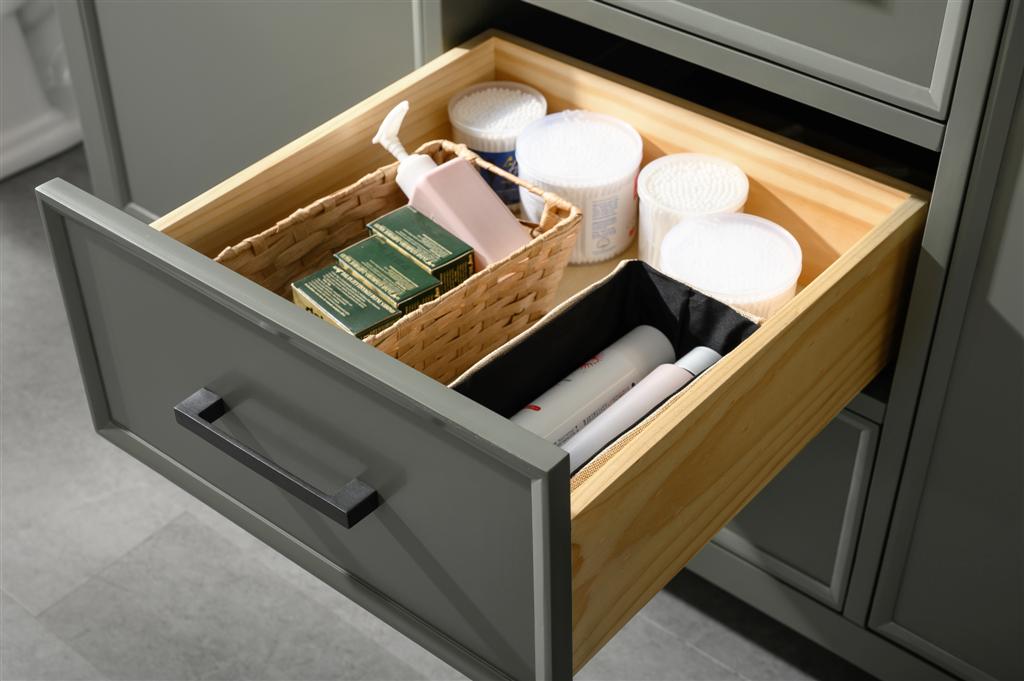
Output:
[[173, 388, 379, 529]]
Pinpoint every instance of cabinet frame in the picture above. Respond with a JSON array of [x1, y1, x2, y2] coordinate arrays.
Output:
[[867, 3, 1024, 678]]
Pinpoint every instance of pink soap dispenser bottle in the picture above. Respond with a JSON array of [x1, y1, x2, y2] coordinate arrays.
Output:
[[373, 101, 530, 270]]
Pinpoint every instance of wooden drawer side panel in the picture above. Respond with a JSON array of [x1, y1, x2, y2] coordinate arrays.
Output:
[[569, 197, 927, 671]]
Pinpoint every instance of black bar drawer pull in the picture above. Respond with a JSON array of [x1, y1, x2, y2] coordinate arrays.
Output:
[[173, 388, 379, 528]]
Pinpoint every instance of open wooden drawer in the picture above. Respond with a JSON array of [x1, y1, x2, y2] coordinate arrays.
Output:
[[37, 32, 926, 680]]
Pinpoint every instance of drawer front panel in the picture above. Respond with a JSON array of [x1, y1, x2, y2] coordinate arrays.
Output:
[[601, 0, 969, 118], [38, 184, 570, 681]]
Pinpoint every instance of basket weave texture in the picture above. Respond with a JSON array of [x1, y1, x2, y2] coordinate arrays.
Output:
[[215, 140, 581, 384]]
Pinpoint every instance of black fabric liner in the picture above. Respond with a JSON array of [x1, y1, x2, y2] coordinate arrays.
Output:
[[455, 261, 760, 418]]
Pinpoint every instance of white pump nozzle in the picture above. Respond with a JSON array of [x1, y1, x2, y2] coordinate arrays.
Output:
[[373, 100, 411, 161], [372, 100, 438, 198]]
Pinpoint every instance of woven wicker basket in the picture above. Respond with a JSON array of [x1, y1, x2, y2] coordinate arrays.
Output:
[[215, 140, 581, 384]]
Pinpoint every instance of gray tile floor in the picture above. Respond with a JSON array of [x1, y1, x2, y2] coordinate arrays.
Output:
[[1, 147, 875, 681]]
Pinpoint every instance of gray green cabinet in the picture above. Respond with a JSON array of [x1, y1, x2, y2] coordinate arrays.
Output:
[[868, 78, 1024, 681], [57, 0, 420, 218], [510, 1, 1021, 680], [605, 0, 968, 117], [524, 0, 961, 148], [698, 410, 878, 611], [50, 0, 1024, 679]]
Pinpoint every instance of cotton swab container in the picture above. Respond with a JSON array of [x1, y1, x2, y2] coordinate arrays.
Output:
[[659, 213, 802, 318], [448, 81, 547, 208], [515, 110, 643, 264], [637, 153, 749, 264]]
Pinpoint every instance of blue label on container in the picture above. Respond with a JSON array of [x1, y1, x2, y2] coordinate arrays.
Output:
[[475, 148, 520, 206]]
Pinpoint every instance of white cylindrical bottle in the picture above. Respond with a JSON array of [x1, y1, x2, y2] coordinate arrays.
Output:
[[564, 346, 722, 473], [373, 101, 530, 270], [511, 325, 675, 446]]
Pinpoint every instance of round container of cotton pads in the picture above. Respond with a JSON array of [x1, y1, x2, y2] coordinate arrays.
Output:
[[637, 153, 748, 265], [448, 81, 547, 207], [659, 213, 802, 318], [515, 110, 644, 264]]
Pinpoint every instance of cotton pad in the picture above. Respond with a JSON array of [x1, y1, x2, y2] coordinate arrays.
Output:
[[659, 213, 802, 318]]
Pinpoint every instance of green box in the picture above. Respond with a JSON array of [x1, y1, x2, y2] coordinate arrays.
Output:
[[368, 205, 475, 294], [291, 264, 400, 338], [335, 236, 440, 314]]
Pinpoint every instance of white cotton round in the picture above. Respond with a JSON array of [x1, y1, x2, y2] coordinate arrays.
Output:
[[659, 213, 802, 318]]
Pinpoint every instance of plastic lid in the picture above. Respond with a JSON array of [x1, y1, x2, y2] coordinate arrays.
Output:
[[675, 346, 722, 376], [659, 213, 802, 311], [515, 110, 643, 188], [373, 100, 413, 161], [448, 81, 547, 147], [638, 153, 748, 216]]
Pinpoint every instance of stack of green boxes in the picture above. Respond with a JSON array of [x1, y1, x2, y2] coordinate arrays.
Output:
[[291, 206, 475, 338]]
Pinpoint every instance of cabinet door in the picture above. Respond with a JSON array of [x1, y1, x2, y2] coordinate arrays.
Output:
[[709, 410, 877, 610], [86, 0, 417, 216], [869, 82, 1024, 681]]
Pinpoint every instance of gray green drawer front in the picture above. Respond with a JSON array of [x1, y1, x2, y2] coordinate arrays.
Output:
[[37, 179, 572, 681], [603, 0, 969, 118], [709, 410, 878, 610]]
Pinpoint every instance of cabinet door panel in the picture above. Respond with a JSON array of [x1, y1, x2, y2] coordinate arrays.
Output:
[[711, 411, 877, 609], [869, 83, 1024, 681], [94, 0, 416, 215]]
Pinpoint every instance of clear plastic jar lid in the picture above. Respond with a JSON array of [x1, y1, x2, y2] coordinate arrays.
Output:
[[638, 153, 748, 216], [659, 213, 802, 305], [515, 110, 643, 189], [447, 81, 547, 147]]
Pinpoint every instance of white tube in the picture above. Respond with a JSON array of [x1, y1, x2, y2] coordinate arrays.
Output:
[[511, 325, 675, 446], [564, 346, 722, 473]]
